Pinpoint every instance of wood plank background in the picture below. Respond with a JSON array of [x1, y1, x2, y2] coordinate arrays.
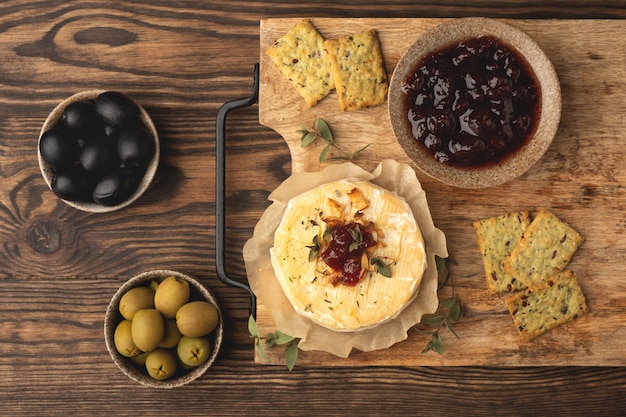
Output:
[[2, 2, 626, 416]]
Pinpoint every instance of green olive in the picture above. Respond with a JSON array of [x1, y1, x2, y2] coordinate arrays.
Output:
[[145, 348, 178, 380], [176, 301, 219, 337], [154, 275, 190, 318], [119, 286, 155, 320], [158, 319, 182, 349], [177, 336, 211, 367], [131, 309, 164, 352], [113, 319, 140, 357], [129, 351, 150, 366]]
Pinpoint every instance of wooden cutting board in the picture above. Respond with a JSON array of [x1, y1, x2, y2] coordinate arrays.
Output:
[[255, 18, 626, 367]]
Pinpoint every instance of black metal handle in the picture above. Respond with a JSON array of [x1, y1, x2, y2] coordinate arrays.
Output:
[[215, 64, 259, 318]]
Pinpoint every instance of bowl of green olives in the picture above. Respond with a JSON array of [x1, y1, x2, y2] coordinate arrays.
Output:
[[104, 270, 223, 388], [38, 90, 160, 212]]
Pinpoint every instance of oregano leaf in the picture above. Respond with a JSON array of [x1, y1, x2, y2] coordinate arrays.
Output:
[[255, 339, 270, 362], [370, 257, 392, 278], [349, 143, 371, 159], [264, 332, 277, 349], [449, 299, 462, 322], [316, 118, 333, 142], [421, 316, 445, 327], [319, 143, 331, 162], [274, 331, 295, 345], [443, 317, 460, 339], [429, 333, 444, 354], [248, 315, 260, 339], [301, 132, 317, 147], [284, 341, 299, 371]]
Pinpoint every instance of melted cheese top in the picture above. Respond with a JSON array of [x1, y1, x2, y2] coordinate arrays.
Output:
[[270, 179, 426, 332]]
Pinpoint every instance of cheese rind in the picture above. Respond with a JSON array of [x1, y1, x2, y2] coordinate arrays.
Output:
[[270, 179, 426, 332]]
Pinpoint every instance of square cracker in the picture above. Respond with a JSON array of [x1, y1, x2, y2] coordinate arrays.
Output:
[[503, 208, 584, 287], [473, 211, 531, 294], [324, 29, 388, 111], [506, 270, 588, 340], [265, 19, 335, 107]]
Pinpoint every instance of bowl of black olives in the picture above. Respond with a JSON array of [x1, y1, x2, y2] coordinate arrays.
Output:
[[38, 90, 159, 212], [104, 270, 224, 388]]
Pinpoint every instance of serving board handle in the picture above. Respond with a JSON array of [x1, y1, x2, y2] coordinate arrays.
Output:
[[215, 64, 260, 318]]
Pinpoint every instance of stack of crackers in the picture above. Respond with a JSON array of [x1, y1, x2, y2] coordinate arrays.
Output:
[[473, 208, 588, 340], [265, 19, 388, 111]]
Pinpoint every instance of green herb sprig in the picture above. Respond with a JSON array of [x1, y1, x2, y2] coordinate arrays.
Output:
[[298, 118, 370, 162], [370, 257, 392, 278], [418, 256, 461, 355], [248, 315, 299, 371]]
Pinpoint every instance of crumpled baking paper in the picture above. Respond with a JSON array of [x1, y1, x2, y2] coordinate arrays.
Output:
[[242, 159, 448, 357]]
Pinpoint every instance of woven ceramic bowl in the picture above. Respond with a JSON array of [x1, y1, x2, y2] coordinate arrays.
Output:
[[38, 90, 160, 212], [104, 270, 223, 388], [388, 17, 561, 188]]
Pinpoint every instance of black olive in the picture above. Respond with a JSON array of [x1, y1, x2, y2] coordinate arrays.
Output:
[[92, 169, 137, 206], [62, 100, 99, 132], [117, 126, 155, 167], [79, 137, 119, 175], [51, 171, 91, 202], [95, 91, 140, 127], [39, 127, 80, 169]]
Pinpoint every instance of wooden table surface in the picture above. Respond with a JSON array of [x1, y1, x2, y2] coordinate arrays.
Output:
[[2, 1, 626, 415]]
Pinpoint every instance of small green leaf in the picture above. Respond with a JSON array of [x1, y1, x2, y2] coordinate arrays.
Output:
[[255, 339, 270, 362], [421, 332, 443, 355], [441, 297, 457, 309], [443, 317, 460, 339], [349, 143, 371, 160], [315, 119, 333, 142], [264, 332, 277, 349], [273, 331, 295, 345], [449, 300, 462, 322], [319, 143, 331, 162], [284, 341, 299, 371], [370, 257, 392, 278], [421, 316, 445, 327], [248, 315, 260, 339], [307, 234, 320, 262], [301, 132, 318, 148]]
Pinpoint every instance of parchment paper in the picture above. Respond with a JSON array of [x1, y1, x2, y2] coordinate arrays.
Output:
[[242, 159, 448, 357]]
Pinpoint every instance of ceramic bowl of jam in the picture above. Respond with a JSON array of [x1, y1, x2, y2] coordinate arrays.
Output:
[[38, 90, 160, 212], [388, 17, 561, 188]]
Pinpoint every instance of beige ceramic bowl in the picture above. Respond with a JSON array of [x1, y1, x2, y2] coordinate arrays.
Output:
[[388, 17, 561, 188], [38, 90, 160, 212], [104, 270, 223, 388]]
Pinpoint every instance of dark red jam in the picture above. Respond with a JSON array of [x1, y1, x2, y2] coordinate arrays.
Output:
[[321, 222, 376, 286], [401, 35, 541, 167]]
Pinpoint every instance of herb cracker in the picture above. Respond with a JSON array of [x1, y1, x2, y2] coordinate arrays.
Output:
[[473, 210, 531, 294], [503, 208, 584, 288], [324, 29, 388, 111], [265, 19, 335, 107], [506, 270, 588, 340]]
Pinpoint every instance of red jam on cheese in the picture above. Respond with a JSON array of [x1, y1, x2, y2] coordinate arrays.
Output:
[[321, 222, 376, 286]]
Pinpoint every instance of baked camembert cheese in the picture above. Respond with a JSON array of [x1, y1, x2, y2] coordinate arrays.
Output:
[[270, 179, 427, 332]]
